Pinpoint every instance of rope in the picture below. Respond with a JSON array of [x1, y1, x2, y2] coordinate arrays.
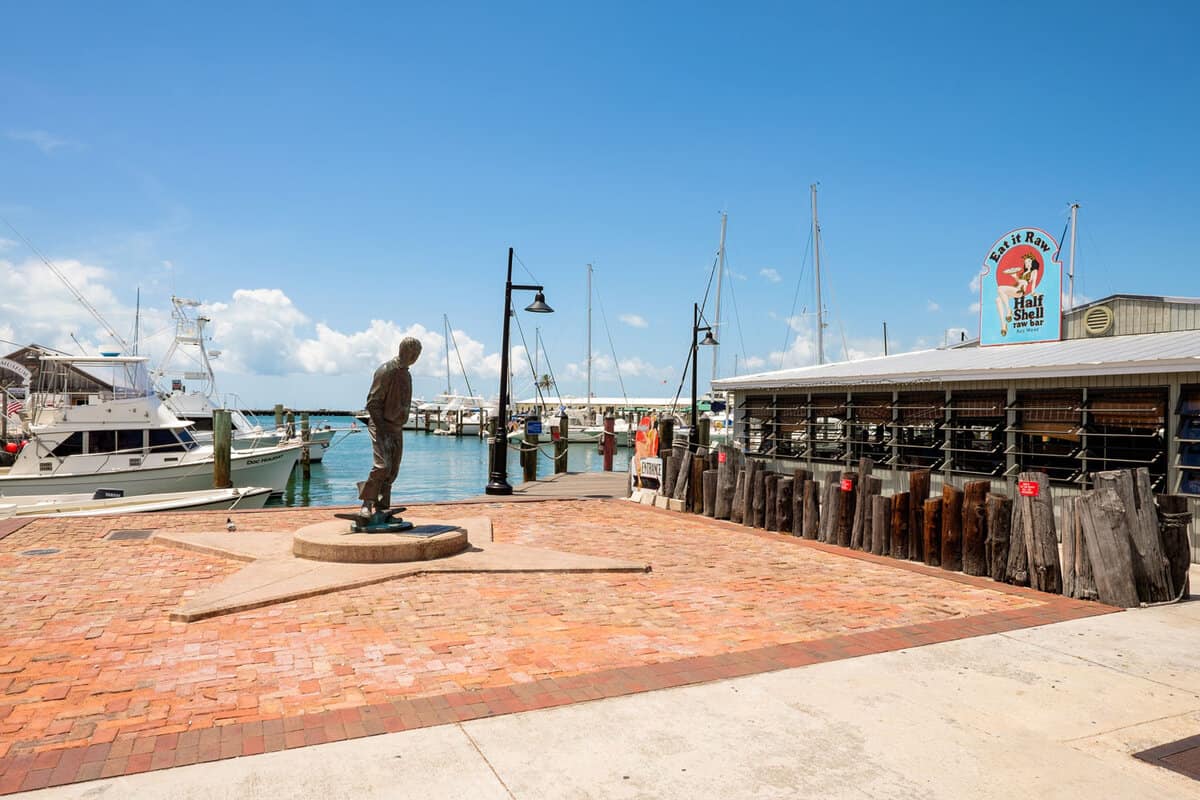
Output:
[[779, 227, 814, 369], [445, 317, 476, 398], [592, 281, 628, 404]]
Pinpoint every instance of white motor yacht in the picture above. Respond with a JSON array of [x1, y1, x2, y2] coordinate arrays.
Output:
[[0, 486, 272, 518], [0, 354, 301, 497]]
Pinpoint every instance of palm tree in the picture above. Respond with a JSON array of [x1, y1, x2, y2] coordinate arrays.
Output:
[[536, 373, 554, 392]]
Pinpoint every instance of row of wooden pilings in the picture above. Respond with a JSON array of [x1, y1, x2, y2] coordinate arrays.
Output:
[[488, 414, 619, 484], [211, 405, 316, 488], [657, 445, 1192, 607]]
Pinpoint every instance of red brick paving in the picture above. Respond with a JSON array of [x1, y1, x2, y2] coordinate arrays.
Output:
[[0, 499, 1114, 792]]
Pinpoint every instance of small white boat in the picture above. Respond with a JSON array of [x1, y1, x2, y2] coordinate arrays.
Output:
[[0, 486, 272, 518]]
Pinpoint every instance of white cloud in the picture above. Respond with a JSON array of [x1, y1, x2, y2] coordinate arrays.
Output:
[[759, 268, 782, 283], [968, 301, 981, 314], [0, 238, 17, 252], [6, 130, 77, 154], [926, 300, 941, 312], [968, 270, 985, 294], [618, 313, 648, 329]]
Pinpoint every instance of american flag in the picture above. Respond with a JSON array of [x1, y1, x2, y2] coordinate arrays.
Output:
[[6, 399, 22, 416]]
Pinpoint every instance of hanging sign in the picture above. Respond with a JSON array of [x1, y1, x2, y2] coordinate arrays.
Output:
[[840, 477, 853, 492], [979, 227, 1062, 346], [527, 420, 542, 435], [1018, 480, 1040, 498]]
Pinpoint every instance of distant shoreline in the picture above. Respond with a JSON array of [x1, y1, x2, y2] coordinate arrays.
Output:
[[246, 409, 358, 417]]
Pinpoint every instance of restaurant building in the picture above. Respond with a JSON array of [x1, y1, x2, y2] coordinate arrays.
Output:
[[713, 294, 1200, 562]]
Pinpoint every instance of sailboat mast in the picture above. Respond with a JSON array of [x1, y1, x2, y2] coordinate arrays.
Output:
[[711, 212, 727, 381], [811, 184, 825, 365], [133, 288, 140, 356], [443, 314, 452, 395], [586, 263, 592, 413], [1068, 202, 1079, 310]]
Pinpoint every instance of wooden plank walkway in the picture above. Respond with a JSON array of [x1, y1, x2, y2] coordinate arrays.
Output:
[[468, 471, 629, 502]]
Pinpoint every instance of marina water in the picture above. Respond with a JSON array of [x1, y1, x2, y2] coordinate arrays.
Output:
[[263, 415, 632, 507]]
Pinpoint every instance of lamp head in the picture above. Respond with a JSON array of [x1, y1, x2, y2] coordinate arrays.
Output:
[[525, 291, 554, 313], [699, 330, 718, 346]]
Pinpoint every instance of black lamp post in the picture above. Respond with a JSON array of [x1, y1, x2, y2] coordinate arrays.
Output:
[[486, 247, 554, 495], [690, 302, 718, 451]]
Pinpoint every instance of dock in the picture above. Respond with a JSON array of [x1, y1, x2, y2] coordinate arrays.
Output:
[[468, 470, 629, 501]]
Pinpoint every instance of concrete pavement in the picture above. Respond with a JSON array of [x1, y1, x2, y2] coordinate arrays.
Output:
[[23, 597, 1200, 799]]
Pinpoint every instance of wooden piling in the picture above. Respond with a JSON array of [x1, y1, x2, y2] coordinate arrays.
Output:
[[731, 468, 747, 524], [715, 445, 736, 520], [213, 408, 232, 489], [791, 470, 809, 537], [851, 475, 881, 551], [523, 419, 538, 483], [1158, 494, 1192, 600], [672, 447, 693, 504], [940, 484, 963, 571], [1014, 471, 1062, 594], [742, 460, 761, 528], [923, 498, 942, 567], [820, 472, 841, 543], [776, 477, 794, 533], [986, 493, 1013, 583], [837, 472, 857, 548], [702, 469, 718, 517], [871, 495, 891, 556], [764, 473, 779, 531], [691, 449, 708, 513], [1076, 487, 1139, 607], [751, 467, 767, 528], [1093, 468, 1173, 602], [1071, 498, 1098, 601], [908, 470, 931, 561], [802, 480, 820, 539], [300, 412, 311, 480], [890, 492, 910, 558], [662, 452, 676, 498], [554, 415, 569, 474], [698, 417, 711, 448], [273, 403, 284, 431], [602, 415, 615, 472], [657, 417, 675, 453], [961, 480, 991, 576]]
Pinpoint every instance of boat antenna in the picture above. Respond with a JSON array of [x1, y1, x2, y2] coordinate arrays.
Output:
[[1, 215, 131, 353], [442, 314, 452, 395], [811, 183, 825, 365], [711, 211, 727, 380], [445, 315, 476, 399], [586, 263, 592, 410], [1068, 202, 1080, 310]]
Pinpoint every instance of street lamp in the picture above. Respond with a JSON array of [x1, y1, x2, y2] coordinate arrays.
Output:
[[691, 302, 718, 451], [486, 247, 554, 495]]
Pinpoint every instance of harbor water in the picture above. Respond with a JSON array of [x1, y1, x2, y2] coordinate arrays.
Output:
[[265, 416, 632, 507]]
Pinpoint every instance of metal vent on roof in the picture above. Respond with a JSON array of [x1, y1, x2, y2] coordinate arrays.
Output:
[[21, 548, 60, 556], [1083, 305, 1114, 336]]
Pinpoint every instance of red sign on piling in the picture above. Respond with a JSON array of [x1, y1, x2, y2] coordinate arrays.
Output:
[[1018, 480, 1040, 498], [718, 451, 727, 464], [841, 478, 853, 492]]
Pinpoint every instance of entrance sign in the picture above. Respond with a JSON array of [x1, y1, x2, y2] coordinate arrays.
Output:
[[980, 228, 1062, 346]]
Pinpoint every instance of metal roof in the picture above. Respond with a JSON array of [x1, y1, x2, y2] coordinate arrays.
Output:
[[713, 329, 1200, 391], [514, 395, 683, 407]]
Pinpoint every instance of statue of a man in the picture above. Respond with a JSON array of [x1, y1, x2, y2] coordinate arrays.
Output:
[[358, 337, 422, 521]]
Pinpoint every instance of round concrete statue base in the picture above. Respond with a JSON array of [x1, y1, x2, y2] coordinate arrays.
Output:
[[293, 518, 470, 564]]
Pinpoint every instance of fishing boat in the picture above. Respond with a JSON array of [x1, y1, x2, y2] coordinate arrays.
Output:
[[0, 485, 272, 518], [0, 354, 301, 497], [155, 296, 344, 460]]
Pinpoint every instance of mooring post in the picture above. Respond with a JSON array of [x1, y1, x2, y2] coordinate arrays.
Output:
[[286, 410, 295, 441], [213, 408, 233, 489], [603, 415, 615, 471], [300, 412, 311, 480], [698, 417, 711, 448], [555, 414, 569, 474], [273, 403, 284, 431], [523, 416, 538, 483], [657, 417, 674, 454]]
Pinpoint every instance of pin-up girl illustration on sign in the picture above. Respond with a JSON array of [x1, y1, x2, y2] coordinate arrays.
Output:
[[979, 227, 1062, 346], [995, 250, 1042, 336]]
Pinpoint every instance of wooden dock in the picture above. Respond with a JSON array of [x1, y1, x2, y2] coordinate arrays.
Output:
[[468, 471, 629, 502]]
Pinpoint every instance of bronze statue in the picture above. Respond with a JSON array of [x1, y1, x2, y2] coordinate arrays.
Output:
[[353, 337, 422, 531]]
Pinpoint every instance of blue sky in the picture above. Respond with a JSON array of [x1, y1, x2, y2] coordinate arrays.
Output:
[[2, 1, 1198, 408]]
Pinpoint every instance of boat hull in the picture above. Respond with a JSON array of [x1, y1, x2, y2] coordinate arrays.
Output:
[[0, 486, 273, 518], [0, 445, 300, 497]]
